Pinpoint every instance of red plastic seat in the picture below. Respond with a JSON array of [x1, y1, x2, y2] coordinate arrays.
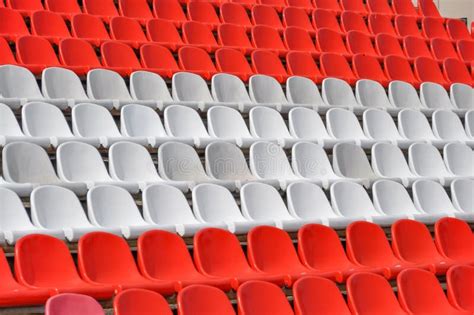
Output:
[[153, 0, 187, 26], [251, 49, 289, 83], [391, 219, 455, 274], [320, 52, 357, 85], [101, 41, 142, 75], [0, 8, 29, 41], [16, 35, 62, 74], [193, 228, 286, 288], [346, 272, 408, 315], [114, 289, 172, 315], [252, 5, 284, 32], [457, 40, 474, 64], [0, 37, 17, 65], [110, 16, 149, 49], [6, 0, 43, 16], [78, 232, 176, 295], [183, 21, 221, 52], [119, 0, 153, 24], [317, 28, 351, 59], [45, 293, 104, 315], [447, 265, 474, 313], [367, 0, 394, 17], [258, 0, 286, 12], [140, 44, 181, 78], [31, 11, 71, 44], [251, 25, 287, 56], [71, 14, 110, 47], [340, 0, 367, 15], [284, 27, 319, 56], [286, 0, 313, 13], [414, 56, 450, 88], [286, 51, 324, 83], [346, 221, 419, 279], [218, 23, 254, 54], [312, 9, 342, 33], [347, 30, 380, 59], [230, 0, 257, 10], [59, 38, 105, 74], [398, 268, 470, 315], [178, 46, 217, 80], [137, 230, 232, 291], [376, 34, 406, 58], [391, 0, 420, 18], [313, 0, 341, 14], [178, 285, 236, 315], [247, 226, 339, 284], [404, 36, 433, 60], [431, 38, 461, 62], [293, 276, 351, 315], [188, 2, 221, 30], [146, 19, 183, 51], [369, 14, 400, 38], [215, 48, 254, 81], [418, 0, 443, 19], [384, 55, 420, 87], [237, 281, 294, 315], [15, 235, 114, 299], [220, 3, 253, 31], [282, 7, 315, 34], [83, 0, 119, 22], [395, 15, 424, 38], [45, 0, 81, 19], [446, 19, 472, 41], [422, 17, 451, 40], [341, 11, 371, 35], [435, 218, 474, 265]]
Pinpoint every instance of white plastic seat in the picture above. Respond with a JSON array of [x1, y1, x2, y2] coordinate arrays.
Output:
[[332, 142, 378, 186], [355, 79, 399, 115], [42, 67, 114, 109], [450, 83, 473, 111], [72, 103, 147, 147], [87, 185, 171, 239], [0, 65, 67, 109], [372, 179, 442, 224], [193, 183, 271, 234], [409, 143, 458, 186], [286, 76, 330, 113], [56, 142, 139, 192], [248, 75, 291, 112], [0, 103, 50, 148], [22, 102, 100, 147], [388, 81, 432, 115], [164, 105, 215, 148], [288, 107, 338, 148], [240, 182, 311, 231], [286, 182, 353, 228], [412, 179, 471, 221], [420, 82, 465, 116], [129, 71, 179, 110], [467, 110, 474, 139], [207, 106, 257, 148], [249, 141, 302, 189], [443, 142, 474, 177], [0, 187, 63, 244], [321, 78, 363, 113], [363, 109, 414, 149], [432, 110, 474, 147], [330, 181, 402, 225], [450, 179, 473, 220], [249, 106, 297, 148], [31, 185, 121, 241], [398, 108, 449, 149], [0, 176, 33, 197], [108, 141, 188, 192], [2, 142, 87, 195], [326, 108, 377, 148]]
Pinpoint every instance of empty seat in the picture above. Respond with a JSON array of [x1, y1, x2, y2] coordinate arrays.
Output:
[[431, 38, 460, 62], [404, 36, 433, 60], [288, 107, 335, 147], [369, 14, 399, 38], [384, 55, 420, 88], [395, 15, 423, 38], [182, 21, 220, 52], [398, 109, 449, 148], [283, 8, 315, 34], [101, 41, 143, 75], [45, 293, 104, 315], [114, 289, 172, 315], [215, 48, 254, 82], [83, 0, 119, 22], [15, 234, 114, 298], [118, 0, 153, 24], [352, 54, 390, 87], [220, 3, 253, 30], [0, 7, 29, 40], [388, 81, 430, 113], [7, 0, 43, 15], [317, 28, 351, 59], [172, 72, 223, 108], [435, 217, 474, 264], [286, 77, 329, 112], [249, 106, 296, 147], [251, 51, 289, 83], [210, 74, 256, 111], [364, 109, 413, 149], [392, 0, 420, 18], [367, 0, 394, 17], [207, 106, 256, 147], [140, 44, 181, 79], [446, 265, 474, 313], [312, 9, 342, 33], [286, 0, 313, 12], [397, 269, 470, 315], [341, 11, 371, 35], [433, 110, 474, 145], [146, 19, 183, 51], [71, 14, 110, 47], [58, 38, 108, 76], [443, 58, 473, 86], [284, 27, 319, 57], [237, 281, 294, 315], [110, 16, 148, 48], [259, 0, 286, 11], [457, 40, 473, 63], [376, 34, 405, 58], [15, 36, 62, 74], [451, 178, 474, 216], [346, 272, 407, 314], [153, 0, 187, 26], [313, 0, 341, 14], [340, 0, 367, 15], [321, 77, 360, 110], [346, 30, 379, 59], [415, 57, 450, 89], [327, 109, 376, 148], [188, 2, 220, 29], [78, 232, 176, 294], [251, 26, 287, 57], [447, 19, 471, 41], [177, 285, 236, 315], [320, 53, 357, 85], [356, 79, 399, 114], [252, 5, 283, 31], [0, 37, 17, 66], [218, 24, 254, 55], [45, 0, 81, 19], [248, 75, 289, 109], [286, 51, 325, 86], [178, 46, 217, 80], [423, 81, 467, 113]]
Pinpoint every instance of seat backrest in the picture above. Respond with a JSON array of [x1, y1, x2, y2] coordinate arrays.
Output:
[[87, 69, 132, 100], [384, 55, 419, 85], [141, 44, 181, 73], [395, 15, 422, 37], [22, 101, 73, 137], [249, 74, 288, 104], [164, 105, 209, 138], [283, 7, 314, 32], [372, 179, 419, 216], [352, 54, 388, 84], [326, 108, 367, 140], [45, 0, 81, 14], [119, 0, 153, 20], [0, 7, 29, 37], [121, 104, 167, 137], [291, 142, 337, 180], [286, 76, 324, 106], [356, 80, 393, 109], [331, 181, 377, 217], [220, 3, 252, 27], [433, 110, 469, 141], [286, 51, 323, 81], [46, 293, 104, 315], [101, 41, 142, 69], [153, 0, 186, 23], [398, 109, 435, 140], [158, 142, 209, 181], [172, 72, 214, 102], [129, 71, 174, 102], [467, 110, 474, 138], [211, 73, 252, 103], [205, 142, 254, 181], [423, 17, 448, 38], [443, 58, 472, 85], [371, 143, 414, 178], [59, 38, 102, 68], [252, 5, 283, 29], [83, 0, 119, 18], [249, 142, 296, 180], [369, 14, 397, 36], [16, 35, 60, 67], [450, 84, 473, 110], [42, 67, 89, 100], [388, 81, 423, 110], [367, 0, 393, 15], [249, 106, 291, 138], [412, 179, 457, 214], [451, 178, 474, 214], [435, 217, 474, 261], [0, 103, 23, 136], [0, 37, 17, 65], [215, 48, 254, 79], [251, 50, 288, 78], [288, 107, 330, 140], [457, 39, 474, 62], [341, 11, 370, 33], [0, 65, 43, 98], [0, 187, 36, 231], [446, 265, 474, 312], [72, 103, 121, 137], [409, 143, 451, 177], [446, 19, 471, 41], [320, 53, 357, 83], [312, 9, 341, 32], [287, 180, 337, 220], [207, 106, 252, 139], [317, 28, 349, 54], [182, 21, 218, 46], [241, 182, 294, 221], [346, 30, 377, 56], [376, 33, 405, 57], [178, 46, 217, 74], [8, 0, 44, 11], [363, 109, 402, 141], [31, 10, 71, 38], [392, 0, 418, 16], [110, 16, 147, 42], [237, 281, 294, 315], [321, 78, 359, 107], [114, 289, 172, 315], [178, 285, 236, 315], [414, 57, 448, 86], [188, 2, 219, 25], [431, 38, 458, 60], [404, 35, 432, 59], [146, 18, 183, 45]]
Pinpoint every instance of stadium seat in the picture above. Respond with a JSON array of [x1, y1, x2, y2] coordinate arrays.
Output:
[[317, 28, 351, 59], [423, 17, 450, 40], [58, 39, 108, 76], [248, 75, 289, 109], [466, 110, 474, 138], [182, 21, 221, 52], [153, 0, 187, 26], [286, 0, 313, 12], [45, 293, 104, 315], [0, 7, 29, 41], [83, 0, 119, 22], [178, 46, 217, 80], [251, 50, 289, 83], [376, 34, 406, 58], [193, 228, 286, 287], [286, 77, 330, 112], [220, 3, 253, 31], [443, 58, 473, 86], [15, 234, 114, 298], [414, 57, 450, 89], [321, 77, 361, 110], [188, 2, 220, 29], [7, 0, 43, 16], [356, 80, 399, 114], [282, 7, 315, 34], [284, 27, 319, 57], [433, 111, 474, 145], [346, 31, 380, 59], [431, 38, 462, 62], [341, 11, 371, 35], [418, 0, 443, 19], [398, 109, 447, 148], [71, 14, 110, 46], [207, 106, 256, 147], [0, 37, 17, 66], [249, 106, 295, 146], [445, 142, 474, 177], [16, 35, 63, 74], [352, 54, 390, 87], [345, 221, 419, 278], [446, 19, 471, 41], [259, 0, 286, 12], [286, 52, 324, 83], [392, 0, 420, 18], [44, 0, 81, 19], [119, 0, 153, 24], [421, 82, 465, 113], [320, 54, 357, 85], [172, 72, 221, 108], [252, 5, 283, 31], [312, 9, 343, 33], [210, 75, 256, 111], [78, 232, 176, 294], [340, 0, 367, 15], [101, 41, 143, 75], [114, 289, 172, 315], [446, 265, 474, 313], [237, 281, 294, 315], [218, 24, 254, 55], [110, 17, 148, 48], [457, 40, 474, 64], [313, 0, 341, 14], [146, 19, 183, 51], [363, 110, 413, 149], [450, 178, 474, 216], [177, 285, 236, 315], [395, 15, 423, 38], [369, 14, 400, 38], [450, 84, 473, 112], [140, 44, 181, 79], [326, 109, 376, 148], [215, 48, 254, 82], [435, 217, 474, 264], [251, 26, 287, 56], [346, 272, 407, 315], [397, 269, 470, 315], [384, 55, 420, 88], [367, 0, 394, 17], [388, 81, 430, 113]]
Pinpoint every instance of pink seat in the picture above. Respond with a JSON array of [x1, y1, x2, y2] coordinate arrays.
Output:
[[45, 294, 104, 315]]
